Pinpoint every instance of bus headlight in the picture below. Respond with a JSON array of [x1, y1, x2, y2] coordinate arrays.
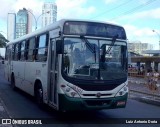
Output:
[[61, 84, 80, 98], [115, 85, 128, 97]]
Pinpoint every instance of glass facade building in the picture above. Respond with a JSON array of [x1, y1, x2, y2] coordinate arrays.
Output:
[[16, 9, 28, 38]]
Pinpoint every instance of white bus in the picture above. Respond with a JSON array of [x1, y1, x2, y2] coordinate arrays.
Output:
[[4, 19, 128, 111]]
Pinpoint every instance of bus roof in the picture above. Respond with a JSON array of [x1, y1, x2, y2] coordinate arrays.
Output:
[[7, 19, 65, 46], [7, 19, 124, 46]]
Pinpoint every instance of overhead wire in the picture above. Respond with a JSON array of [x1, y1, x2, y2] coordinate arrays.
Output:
[[90, 0, 135, 20], [108, 0, 158, 20]]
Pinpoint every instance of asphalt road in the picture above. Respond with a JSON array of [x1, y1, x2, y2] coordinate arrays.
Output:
[[0, 64, 160, 127]]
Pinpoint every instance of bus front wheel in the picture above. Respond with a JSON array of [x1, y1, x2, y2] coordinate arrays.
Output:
[[35, 82, 44, 108]]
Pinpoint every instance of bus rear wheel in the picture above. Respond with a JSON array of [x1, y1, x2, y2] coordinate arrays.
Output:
[[35, 83, 44, 108]]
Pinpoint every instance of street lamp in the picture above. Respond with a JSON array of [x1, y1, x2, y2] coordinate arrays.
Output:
[[23, 8, 50, 30], [152, 30, 160, 50], [36, 11, 50, 29]]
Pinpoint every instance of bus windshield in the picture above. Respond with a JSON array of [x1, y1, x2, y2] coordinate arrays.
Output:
[[62, 37, 127, 81]]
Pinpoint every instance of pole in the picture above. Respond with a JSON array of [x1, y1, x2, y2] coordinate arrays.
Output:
[[36, 11, 50, 29], [23, 8, 50, 30], [24, 8, 37, 30]]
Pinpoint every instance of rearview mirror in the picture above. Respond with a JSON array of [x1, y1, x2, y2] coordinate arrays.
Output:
[[56, 40, 63, 54]]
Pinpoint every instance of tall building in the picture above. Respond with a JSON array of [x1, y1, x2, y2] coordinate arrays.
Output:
[[16, 8, 29, 38], [27, 9, 33, 33], [7, 13, 16, 41], [128, 41, 153, 55], [42, 2, 57, 27]]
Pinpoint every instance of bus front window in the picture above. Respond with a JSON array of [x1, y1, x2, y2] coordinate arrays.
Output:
[[63, 37, 127, 81]]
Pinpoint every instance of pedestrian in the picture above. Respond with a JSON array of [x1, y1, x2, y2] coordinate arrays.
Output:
[[140, 66, 143, 75], [146, 69, 154, 90], [146, 69, 151, 86], [141, 64, 145, 75], [152, 69, 159, 91]]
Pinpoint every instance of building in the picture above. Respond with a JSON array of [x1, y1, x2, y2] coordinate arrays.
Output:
[[16, 8, 29, 38], [142, 50, 160, 56], [128, 41, 153, 55], [7, 13, 16, 41], [27, 9, 33, 33], [42, 2, 57, 27]]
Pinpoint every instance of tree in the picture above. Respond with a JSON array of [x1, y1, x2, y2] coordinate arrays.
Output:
[[0, 33, 9, 47]]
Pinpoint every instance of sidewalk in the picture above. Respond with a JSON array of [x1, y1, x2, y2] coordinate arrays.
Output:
[[0, 64, 13, 127], [0, 98, 13, 127], [128, 76, 160, 106]]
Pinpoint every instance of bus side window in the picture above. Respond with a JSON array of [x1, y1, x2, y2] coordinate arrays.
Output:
[[25, 40, 29, 60], [28, 38, 36, 61], [18, 42, 21, 60], [14, 44, 19, 61], [20, 41, 25, 61], [5, 46, 9, 60], [12, 45, 15, 60], [36, 33, 48, 62]]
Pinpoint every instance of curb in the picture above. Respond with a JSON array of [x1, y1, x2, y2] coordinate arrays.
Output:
[[139, 97, 160, 106], [130, 95, 160, 106]]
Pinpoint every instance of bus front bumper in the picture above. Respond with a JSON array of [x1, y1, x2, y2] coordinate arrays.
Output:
[[58, 93, 128, 112]]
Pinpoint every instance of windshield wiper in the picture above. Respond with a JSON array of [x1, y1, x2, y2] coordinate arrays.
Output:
[[106, 34, 118, 54], [80, 35, 97, 62], [80, 35, 95, 53]]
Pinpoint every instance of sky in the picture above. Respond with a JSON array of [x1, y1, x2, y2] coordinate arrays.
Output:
[[0, 0, 160, 56]]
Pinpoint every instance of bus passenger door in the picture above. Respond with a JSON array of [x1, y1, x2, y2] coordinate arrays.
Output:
[[48, 38, 58, 108]]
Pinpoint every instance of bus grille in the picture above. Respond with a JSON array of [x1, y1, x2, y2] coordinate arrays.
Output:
[[78, 84, 119, 91], [82, 94, 112, 97], [84, 100, 111, 106]]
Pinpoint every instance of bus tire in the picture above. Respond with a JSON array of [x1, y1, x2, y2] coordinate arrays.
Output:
[[11, 74, 16, 90], [35, 82, 44, 108]]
